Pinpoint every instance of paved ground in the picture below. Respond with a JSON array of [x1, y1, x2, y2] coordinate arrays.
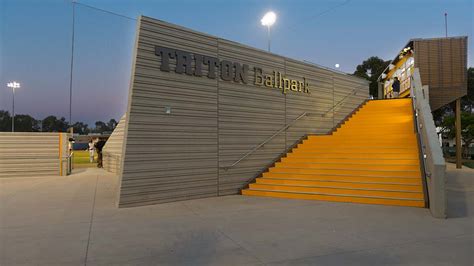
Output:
[[0, 164, 472, 266]]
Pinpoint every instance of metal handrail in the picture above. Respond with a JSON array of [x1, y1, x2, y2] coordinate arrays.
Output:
[[221, 86, 366, 171], [221, 112, 309, 170], [410, 76, 430, 207], [322, 86, 365, 117]]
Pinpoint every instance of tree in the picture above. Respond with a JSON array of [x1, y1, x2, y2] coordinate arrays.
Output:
[[13, 114, 40, 132], [440, 112, 474, 158], [461, 67, 474, 112], [0, 110, 12, 131], [107, 119, 118, 131], [353, 56, 391, 98], [72, 122, 90, 135], [42, 115, 68, 132], [94, 121, 107, 133]]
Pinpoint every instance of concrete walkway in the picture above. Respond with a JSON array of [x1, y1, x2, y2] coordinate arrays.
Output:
[[0, 164, 472, 265]]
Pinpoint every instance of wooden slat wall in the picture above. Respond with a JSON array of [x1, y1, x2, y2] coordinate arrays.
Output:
[[118, 16, 369, 207], [414, 37, 468, 110], [0, 132, 67, 177], [217, 39, 287, 195], [103, 114, 126, 174]]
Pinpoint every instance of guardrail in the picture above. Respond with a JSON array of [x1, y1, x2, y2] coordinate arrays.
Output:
[[410, 68, 447, 218]]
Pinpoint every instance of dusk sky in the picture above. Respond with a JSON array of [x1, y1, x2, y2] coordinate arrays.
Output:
[[1, 0, 472, 126]]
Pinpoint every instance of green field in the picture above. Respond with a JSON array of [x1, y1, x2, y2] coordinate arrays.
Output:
[[73, 150, 97, 167]]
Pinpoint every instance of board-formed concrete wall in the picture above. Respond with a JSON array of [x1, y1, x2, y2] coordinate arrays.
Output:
[[0, 132, 69, 178], [117, 16, 369, 207], [103, 114, 126, 174]]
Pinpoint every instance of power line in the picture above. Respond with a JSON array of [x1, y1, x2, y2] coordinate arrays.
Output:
[[286, 0, 352, 30], [73, 1, 136, 21]]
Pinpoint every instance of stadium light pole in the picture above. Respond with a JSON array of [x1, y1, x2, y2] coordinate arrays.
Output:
[[261, 11, 276, 52], [7, 81, 20, 132]]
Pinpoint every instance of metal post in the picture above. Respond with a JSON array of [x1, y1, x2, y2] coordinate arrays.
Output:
[[267, 25, 271, 52], [69, 1, 76, 128], [12, 87, 15, 132], [455, 98, 462, 168], [444, 13, 448, 37]]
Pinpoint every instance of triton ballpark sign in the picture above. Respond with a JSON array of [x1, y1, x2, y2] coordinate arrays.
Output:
[[155, 46, 310, 94]]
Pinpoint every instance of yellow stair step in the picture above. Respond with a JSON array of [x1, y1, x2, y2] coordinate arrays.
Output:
[[273, 162, 420, 171], [262, 172, 422, 184], [291, 149, 418, 155], [268, 167, 421, 177], [256, 178, 423, 191], [286, 152, 420, 159], [242, 189, 425, 207], [296, 144, 418, 149], [248, 183, 424, 199], [280, 157, 420, 165]]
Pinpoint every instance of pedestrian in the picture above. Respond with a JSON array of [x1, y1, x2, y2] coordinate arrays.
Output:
[[94, 138, 106, 168], [87, 139, 95, 163], [392, 77, 400, 98]]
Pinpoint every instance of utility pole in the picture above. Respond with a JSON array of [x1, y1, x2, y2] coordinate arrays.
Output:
[[69, 0, 76, 129], [444, 12, 448, 37]]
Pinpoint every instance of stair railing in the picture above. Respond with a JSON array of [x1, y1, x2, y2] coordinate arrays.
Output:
[[322, 86, 366, 117], [410, 68, 447, 218], [221, 86, 367, 171], [220, 112, 311, 171]]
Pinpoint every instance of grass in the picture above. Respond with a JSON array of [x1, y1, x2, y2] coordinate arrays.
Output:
[[73, 150, 97, 168], [463, 161, 474, 169], [446, 157, 474, 169]]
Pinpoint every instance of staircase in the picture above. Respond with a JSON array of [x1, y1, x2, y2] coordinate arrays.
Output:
[[242, 98, 426, 207]]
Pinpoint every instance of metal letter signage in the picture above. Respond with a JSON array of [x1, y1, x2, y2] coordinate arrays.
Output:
[[155, 46, 310, 94]]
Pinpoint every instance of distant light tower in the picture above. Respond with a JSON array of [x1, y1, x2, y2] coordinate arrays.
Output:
[[7, 81, 20, 132], [261, 11, 277, 52], [335, 64, 340, 69]]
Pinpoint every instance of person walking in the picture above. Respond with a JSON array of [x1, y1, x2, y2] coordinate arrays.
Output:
[[392, 77, 400, 98], [87, 140, 95, 163], [94, 138, 106, 168]]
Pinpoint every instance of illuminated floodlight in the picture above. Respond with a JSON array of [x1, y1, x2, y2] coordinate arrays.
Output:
[[7, 81, 20, 89], [261, 11, 276, 26], [261, 11, 277, 52]]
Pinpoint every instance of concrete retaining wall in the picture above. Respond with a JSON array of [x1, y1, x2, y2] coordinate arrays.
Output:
[[0, 132, 69, 178], [103, 115, 126, 174]]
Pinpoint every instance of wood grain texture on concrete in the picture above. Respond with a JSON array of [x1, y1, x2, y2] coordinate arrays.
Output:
[[0, 132, 68, 178], [118, 16, 369, 207], [103, 114, 126, 174]]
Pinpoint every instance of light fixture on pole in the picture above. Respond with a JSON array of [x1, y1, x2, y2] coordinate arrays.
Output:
[[261, 11, 276, 52], [7, 81, 20, 132]]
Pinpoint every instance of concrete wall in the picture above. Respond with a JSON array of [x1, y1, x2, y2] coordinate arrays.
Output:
[[0, 132, 69, 178], [117, 16, 369, 207], [103, 115, 126, 174]]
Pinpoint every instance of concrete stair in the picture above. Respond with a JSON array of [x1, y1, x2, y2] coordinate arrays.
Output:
[[242, 98, 426, 207]]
